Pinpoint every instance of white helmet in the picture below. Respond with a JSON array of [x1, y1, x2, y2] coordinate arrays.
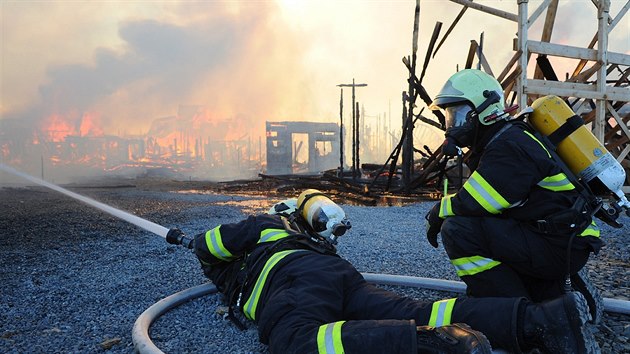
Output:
[[268, 198, 298, 216]]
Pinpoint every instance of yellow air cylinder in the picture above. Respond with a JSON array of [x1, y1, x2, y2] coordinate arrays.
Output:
[[529, 95, 628, 206], [297, 189, 348, 238]]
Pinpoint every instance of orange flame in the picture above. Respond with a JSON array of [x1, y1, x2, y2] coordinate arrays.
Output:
[[41, 114, 76, 142], [79, 112, 104, 137]]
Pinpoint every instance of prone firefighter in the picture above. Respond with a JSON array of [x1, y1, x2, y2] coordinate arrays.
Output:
[[425, 69, 608, 325], [168, 189, 599, 354]]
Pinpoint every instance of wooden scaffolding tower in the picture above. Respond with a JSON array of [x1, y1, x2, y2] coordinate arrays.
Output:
[[455, 0, 630, 193], [392, 0, 630, 195]]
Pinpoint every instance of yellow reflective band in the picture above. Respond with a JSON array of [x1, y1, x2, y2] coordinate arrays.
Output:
[[538, 173, 575, 191], [205, 226, 233, 261], [439, 195, 454, 218], [579, 221, 600, 238], [524, 130, 551, 158], [452, 255, 501, 276], [259, 228, 291, 243], [463, 171, 510, 214], [317, 321, 346, 354], [243, 249, 305, 320], [428, 298, 456, 327]]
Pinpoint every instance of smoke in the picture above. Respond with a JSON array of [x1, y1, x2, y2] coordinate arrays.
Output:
[[5, 2, 310, 137], [0, 2, 326, 182]]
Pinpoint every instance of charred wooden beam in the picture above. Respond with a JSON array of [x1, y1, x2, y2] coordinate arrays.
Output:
[[433, 1, 471, 58]]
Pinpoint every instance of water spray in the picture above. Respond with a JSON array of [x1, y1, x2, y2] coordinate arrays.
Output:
[[0, 163, 192, 246]]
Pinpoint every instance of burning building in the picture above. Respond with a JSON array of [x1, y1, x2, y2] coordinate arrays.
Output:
[[0, 105, 267, 182]]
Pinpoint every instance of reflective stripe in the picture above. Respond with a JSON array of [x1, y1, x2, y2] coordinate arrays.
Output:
[[523, 130, 551, 158], [243, 249, 305, 320], [317, 321, 346, 354], [463, 171, 511, 214], [452, 255, 501, 277], [579, 221, 600, 237], [538, 173, 575, 191], [205, 226, 233, 261], [439, 195, 454, 218], [428, 298, 456, 327], [259, 228, 291, 243]]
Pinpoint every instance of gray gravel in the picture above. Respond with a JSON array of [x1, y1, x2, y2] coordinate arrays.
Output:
[[1, 183, 629, 353]]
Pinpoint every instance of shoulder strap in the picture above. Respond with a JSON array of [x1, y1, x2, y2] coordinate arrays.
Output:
[[517, 119, 609, 223]]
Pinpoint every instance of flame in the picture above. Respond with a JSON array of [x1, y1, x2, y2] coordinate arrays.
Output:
[[41, 114, 76, 142], [79, 112, 104, 137], [40, 111, 104, 142], [8, 106, 261, 179]]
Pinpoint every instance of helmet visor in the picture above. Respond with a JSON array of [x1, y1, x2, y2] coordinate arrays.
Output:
[[445, 105, 473, 129]]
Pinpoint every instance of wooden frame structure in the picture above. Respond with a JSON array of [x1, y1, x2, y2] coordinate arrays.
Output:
[[443, 0, 630, 193]]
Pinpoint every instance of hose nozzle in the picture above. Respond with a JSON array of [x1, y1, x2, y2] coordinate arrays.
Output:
[[166, 228, 194, 249]]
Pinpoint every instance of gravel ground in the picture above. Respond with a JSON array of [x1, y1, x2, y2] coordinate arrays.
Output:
[[1, 180, 629, 353]]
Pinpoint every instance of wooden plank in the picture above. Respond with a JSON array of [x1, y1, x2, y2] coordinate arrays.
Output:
[[618, 144, 630, 162], [614, 66, 630, 87], [525, 79, 630, 101], [572, 99, 590, 115], [419, 22, 443, 84], [530, 41, 597, 60], [607, 102, 630, 141], [610, 1, 630, 33], [534, 0, 558, 80], [465, 40, 478, 69], [528, 41, 630, 66], [527, 0, 551, 26], [571, 35, 599, 78], [501, 66, 521, 90], [497, 50, 521, 82], [517, 0, 529, 110], [477, 45, 494, 76], [568, 62, 602, 83], [604, 102, 629, 140], [571, 1, 630, 78], [535, 55, 559, 81], [447, 0, 518, 22], [433, 1, 470, 58]]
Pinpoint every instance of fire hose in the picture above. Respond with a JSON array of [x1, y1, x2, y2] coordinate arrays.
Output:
[[132, 271, 630, 354], [2, 164, 629, 353], [131, 234, 630, 354]]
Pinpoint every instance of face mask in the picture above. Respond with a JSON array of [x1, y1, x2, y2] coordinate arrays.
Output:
[[443, 105, 476, 156], [445, 105, 473, 128]]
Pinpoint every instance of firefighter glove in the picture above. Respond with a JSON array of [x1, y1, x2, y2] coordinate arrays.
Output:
[[425, 203, 443, 248]]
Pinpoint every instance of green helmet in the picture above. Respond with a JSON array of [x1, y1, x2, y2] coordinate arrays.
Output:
[[429, 69, 505, 127]]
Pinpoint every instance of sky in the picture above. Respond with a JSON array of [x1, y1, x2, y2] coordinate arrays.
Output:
[[1, 0, 629, 153]]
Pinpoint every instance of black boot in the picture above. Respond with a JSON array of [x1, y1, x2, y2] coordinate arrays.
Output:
[[571, 268, 604, 324], [416, 323, 492, 354], [521, 291, 600, 354]]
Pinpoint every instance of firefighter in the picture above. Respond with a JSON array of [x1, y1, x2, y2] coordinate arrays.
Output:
[[424, 70, 604, 318], [168, 189, 599, 353]]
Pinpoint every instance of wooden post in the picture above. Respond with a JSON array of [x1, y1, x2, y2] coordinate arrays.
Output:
[[517, 0, 529, 110], [339, 88, 344, 176], [352, 79, 356, 178], [403, 0, 421, 193], [336, 80, 367, 180], [594, 0, 610, 143], [533, 0, 558, 80], [355, 101, 360, 178]]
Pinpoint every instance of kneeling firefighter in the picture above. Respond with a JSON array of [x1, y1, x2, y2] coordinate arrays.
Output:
[[168, 189, 599, 353], [425, 69, 612, 326]]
